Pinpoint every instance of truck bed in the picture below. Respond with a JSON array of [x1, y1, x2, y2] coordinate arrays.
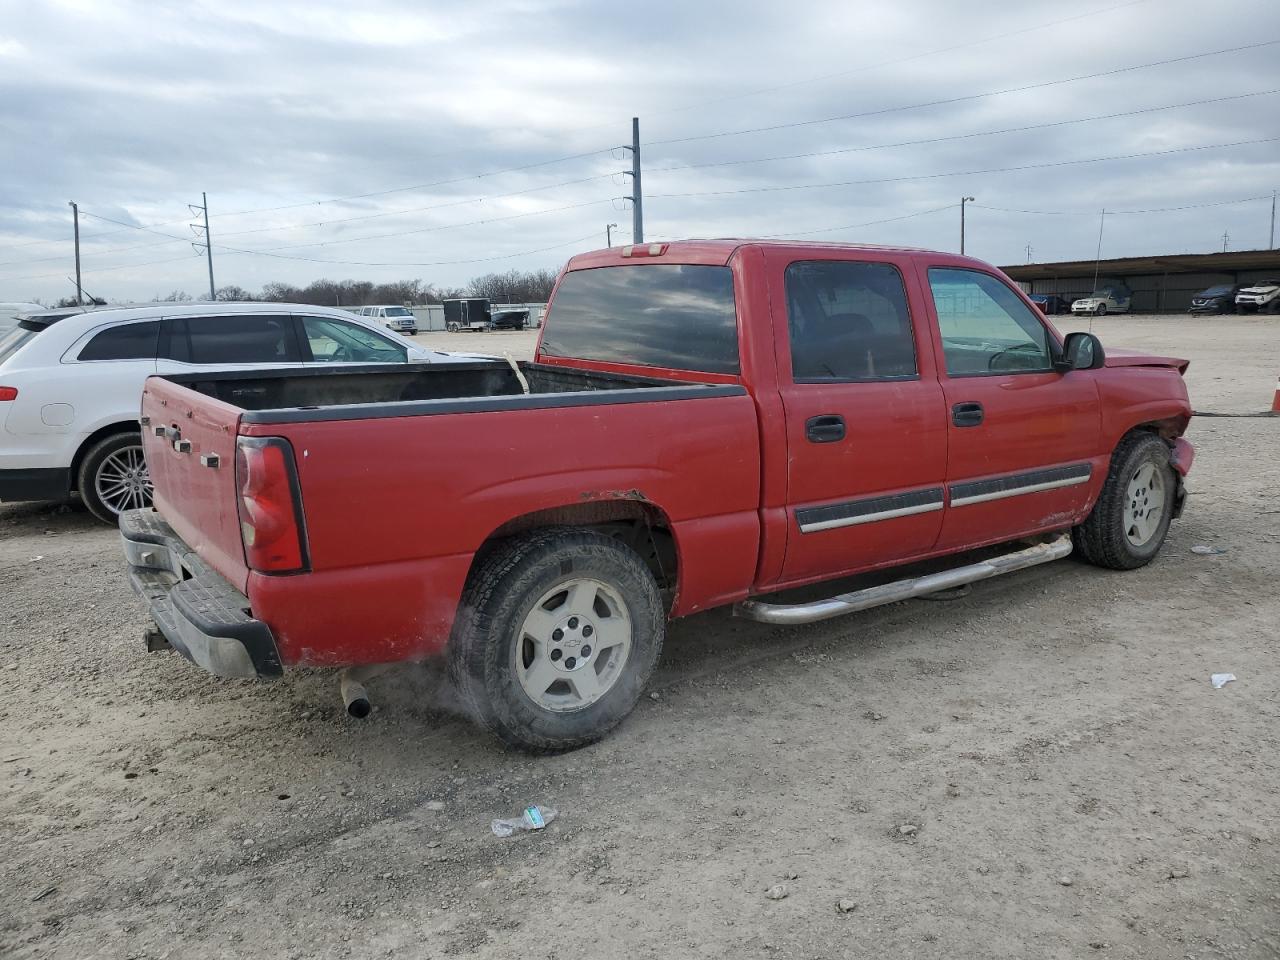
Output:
[[138, 360, 762, 667], [166, 361, 737, 423]]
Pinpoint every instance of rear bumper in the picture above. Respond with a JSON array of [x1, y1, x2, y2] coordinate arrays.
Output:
[[119, 509, 282, 679], [0, 467, 71, 503]]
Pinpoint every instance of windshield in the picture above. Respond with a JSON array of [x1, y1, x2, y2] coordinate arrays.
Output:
[[384, 307, 413, 316], [0, 325, 39, 367], [1201, 286, 1232, 296]]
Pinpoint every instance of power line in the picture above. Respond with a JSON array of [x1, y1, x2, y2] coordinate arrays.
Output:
[[550, 0, 1148, 135], [650, 136, 1280, 200], [648, 39, 1280, 147], [646, 88, 1280, 176], [973, 194, 1279, 216], [214, 231, 602, 269]]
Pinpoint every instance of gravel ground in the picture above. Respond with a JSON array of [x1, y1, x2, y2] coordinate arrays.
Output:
[[3, 314, 1278, 959]]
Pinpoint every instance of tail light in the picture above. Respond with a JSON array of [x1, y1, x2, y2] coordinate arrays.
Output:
[[235, 437, 309, 573], [0, 387, 17, 401]]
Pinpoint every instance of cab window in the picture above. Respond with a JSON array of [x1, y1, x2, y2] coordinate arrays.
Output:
[[927, 268, 1053, 375], [301, 316, 407, 363], [785, 260, 917, 381]]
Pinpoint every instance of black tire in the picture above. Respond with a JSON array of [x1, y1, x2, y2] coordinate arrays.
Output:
[[1073, 432, 1175, 570], [77, 431, 151, 524], [1096, 303, 1107, 317], [449, 527, 665, 752]]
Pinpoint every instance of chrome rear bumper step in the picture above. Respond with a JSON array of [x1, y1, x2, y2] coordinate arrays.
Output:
[[733, 534, 1073, 626]]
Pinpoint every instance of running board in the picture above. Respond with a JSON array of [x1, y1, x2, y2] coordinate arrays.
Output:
[[733, 534, 1073, 626]]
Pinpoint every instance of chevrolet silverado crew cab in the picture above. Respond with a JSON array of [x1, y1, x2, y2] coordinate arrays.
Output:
[[120, 240, 1194, 752]]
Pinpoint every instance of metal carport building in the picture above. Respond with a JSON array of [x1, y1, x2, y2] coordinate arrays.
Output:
[[1001, 249, 1280, 313]]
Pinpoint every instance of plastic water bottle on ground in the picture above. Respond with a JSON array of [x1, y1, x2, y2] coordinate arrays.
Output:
[[491, 805, 558, 837]]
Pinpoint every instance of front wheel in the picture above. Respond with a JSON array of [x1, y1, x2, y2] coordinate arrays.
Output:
[[78, 432, 152, 524], [1096, 304, 1107, 317], [1073, 432, 1175, 570], [449, 528, 665, 752]]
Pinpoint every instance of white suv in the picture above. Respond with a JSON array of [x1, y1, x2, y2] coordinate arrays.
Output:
[[354, 305, 418, 334], [1234, 279, 1280, 314], [0, 302, 453, 522]]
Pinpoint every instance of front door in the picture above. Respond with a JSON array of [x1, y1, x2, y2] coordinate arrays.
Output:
[[772, 252, 949, 586], [920, 266, 1102, 551]]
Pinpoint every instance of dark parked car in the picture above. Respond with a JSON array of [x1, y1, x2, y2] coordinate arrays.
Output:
[[1189, 285, 1243, 315], [1028, 293, 1070, 315], [489, 309, 530, 331]]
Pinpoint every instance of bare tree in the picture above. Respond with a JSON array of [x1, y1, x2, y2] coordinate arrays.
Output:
[[215, 285, 254, 301]]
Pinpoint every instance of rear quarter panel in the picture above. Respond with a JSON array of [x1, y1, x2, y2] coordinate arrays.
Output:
[[245, 392, 761, 667]]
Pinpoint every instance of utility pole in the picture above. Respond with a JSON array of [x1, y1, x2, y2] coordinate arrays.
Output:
[[960, 197, 974, 255], [622, 117, 644, 244], [606, 223, 618, 248], [68, 201, 83, 305], [189, 192, 216, 300], [1025, 242, 1033, 264], [1221, 230, 1230, 253], [1270, 190, 1276, 249]]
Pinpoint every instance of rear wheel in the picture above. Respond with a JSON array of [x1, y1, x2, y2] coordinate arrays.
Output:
[[78, 432, 152, 524], [449, 528, 664, 752], [1073, 432, 1175, 570]]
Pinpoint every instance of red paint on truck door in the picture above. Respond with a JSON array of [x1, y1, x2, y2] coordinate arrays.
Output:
[[920, 265, 1102, 550], [764, 248, 949, 586]]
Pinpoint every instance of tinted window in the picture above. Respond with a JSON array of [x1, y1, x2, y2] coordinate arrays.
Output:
[[77, 321, 159, 361], [165, 315, 300, 364], [928, 268, 1053, 375], [785, 261, 916, 381], [301, 316, 407, 363], [541, 265, 738, 374]]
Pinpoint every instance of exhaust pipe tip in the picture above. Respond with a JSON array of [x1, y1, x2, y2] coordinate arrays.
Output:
[[339, 674, 371, 719]]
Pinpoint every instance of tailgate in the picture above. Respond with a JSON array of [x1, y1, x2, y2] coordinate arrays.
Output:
[[141, 376, 250, 593]]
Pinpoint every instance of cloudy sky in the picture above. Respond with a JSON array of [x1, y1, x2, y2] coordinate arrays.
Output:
[[1, 0, 1278, 303]]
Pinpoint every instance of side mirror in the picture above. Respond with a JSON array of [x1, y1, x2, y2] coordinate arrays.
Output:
[[1057, 331, 1105, 371]]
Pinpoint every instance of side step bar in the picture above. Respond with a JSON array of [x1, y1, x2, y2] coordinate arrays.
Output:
[[733, 534, 1073, 626]]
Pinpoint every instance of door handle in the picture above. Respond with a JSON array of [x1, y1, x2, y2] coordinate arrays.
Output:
[[805, 414, 846, 443], [952, 402, 984, 427]]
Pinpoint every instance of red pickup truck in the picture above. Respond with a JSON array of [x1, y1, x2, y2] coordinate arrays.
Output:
[[121, 240, 1194, 751]]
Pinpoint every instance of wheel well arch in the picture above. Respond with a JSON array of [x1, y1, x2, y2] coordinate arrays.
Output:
[[71, 421, 141, 490], [472, 498, 681, 605]]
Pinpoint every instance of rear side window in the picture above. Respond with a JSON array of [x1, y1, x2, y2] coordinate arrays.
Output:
[[541, 264, 739, 374], [785, 260, 916, 381], [77, 321, 159, 361], [163, 315, 301, 364]]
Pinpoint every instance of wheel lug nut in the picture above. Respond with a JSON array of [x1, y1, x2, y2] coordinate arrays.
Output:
[[582, 625, 593, 638], [580, 645, 591, 657], [552, 628, 564, 641], [564, 656, 577, 669], [567, 617, 579, 629], [550, 649, 562, 662]]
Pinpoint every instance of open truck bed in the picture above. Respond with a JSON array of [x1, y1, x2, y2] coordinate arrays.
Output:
[[128, 358, 760, 680]]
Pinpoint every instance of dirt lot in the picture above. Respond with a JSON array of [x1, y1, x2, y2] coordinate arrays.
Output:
[[3, 314, 1279, 959]]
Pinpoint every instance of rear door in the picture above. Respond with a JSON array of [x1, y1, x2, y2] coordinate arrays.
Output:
[[769, 249, 949, 585], [156, 312, 304, 374], [921, 266, 1100, 550]]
